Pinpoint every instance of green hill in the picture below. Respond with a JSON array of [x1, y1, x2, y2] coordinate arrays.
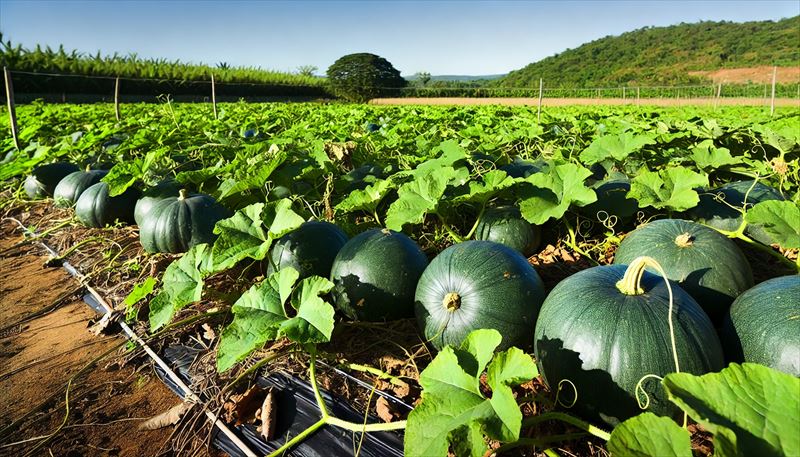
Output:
[[498, 16, 800, 88]]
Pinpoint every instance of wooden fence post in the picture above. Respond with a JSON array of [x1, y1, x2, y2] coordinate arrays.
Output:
[[770, 66, 777, 115], [636, 87, 640, 105], [114, 76, 121, 121], [211, 74, 218, 120], [3, 67, 20, 150], [537, 78, 543, 123]]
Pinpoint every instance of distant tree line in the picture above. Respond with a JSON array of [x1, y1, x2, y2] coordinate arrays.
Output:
[[497, 16, 800, 88]]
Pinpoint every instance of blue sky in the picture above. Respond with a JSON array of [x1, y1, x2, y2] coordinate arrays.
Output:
[[1, 1, 798, 75]]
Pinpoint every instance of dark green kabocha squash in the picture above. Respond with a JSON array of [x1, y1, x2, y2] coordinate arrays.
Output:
[[266, 221, 349, 279], [534, 256, 724, 426], [720, 275, 800, 376], [75, 182, 141, 228], [475, 206, 541, 257], [24, 162, 80, 199], [581, 177, 638, 226], [613, 219, 753, 323], [134, 180, 182, 226], [415, 240, 546, 351], [330, 229, 428, 322], [687, 180, 786, 246], [53, 168, 108, 207], [139, 189, 229, 253]]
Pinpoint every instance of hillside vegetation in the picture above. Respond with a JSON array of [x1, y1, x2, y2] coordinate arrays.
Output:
[[498, 16, 800, 88]]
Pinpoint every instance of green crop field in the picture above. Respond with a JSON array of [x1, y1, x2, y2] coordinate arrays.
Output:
[[2, 101, 798, 456]]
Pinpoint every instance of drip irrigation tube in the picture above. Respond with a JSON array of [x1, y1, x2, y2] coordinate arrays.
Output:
[[4, 217, 258, 457]]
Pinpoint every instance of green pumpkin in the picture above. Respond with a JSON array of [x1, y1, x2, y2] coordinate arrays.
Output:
[[266, 221, 348, 279], [139, 189, 228, 253], [134, 180, 182, 226], [24, 162, 80, 199], [330, 229, 428, 321], [75, 182, 140, 228], [534, 257, 724, 426], [720, 275, 800, 376], [687, 180, 786, 245], [415, 240, 546, 351], [613, 219, 753, 322], [53, 169, 108, 207], [475, 206, 541, 256], [581, 178, 639, 226]]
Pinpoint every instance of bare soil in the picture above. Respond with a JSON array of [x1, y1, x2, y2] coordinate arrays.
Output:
[[688, 66, 800, 84], [0, 232, 186, 457], [371, 97, 800, 107]]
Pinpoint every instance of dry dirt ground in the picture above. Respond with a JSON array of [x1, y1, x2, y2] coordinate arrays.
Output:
[[371, 97, 800, 107], [0, 232, 188, 457], [688, 66, 800, 84]]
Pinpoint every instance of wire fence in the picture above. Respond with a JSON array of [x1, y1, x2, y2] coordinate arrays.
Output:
[[2, 68, 800, 105]]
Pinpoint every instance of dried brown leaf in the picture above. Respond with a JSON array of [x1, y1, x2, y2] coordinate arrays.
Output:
[[260, 388, 276, 440], [139, 402, 193, 430], [375, 396, 397, 423]]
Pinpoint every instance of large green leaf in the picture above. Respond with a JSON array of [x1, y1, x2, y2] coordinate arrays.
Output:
[[518, 163, 597, 224], [385, 166, 466, 231], [335, 178, 397, 214], [211, 203, 269, 271], [451, 169, 520, 204], [217, 147, 287, 200], [580, 132, 656, 165], [281, 276, 336, 343], [210, 199, 304, 271], [404, 329, 537, 457], [149, 244, 212, 331], [216, 268, 298, 372], [607, 413, 692, 457], [745, 200, 800, 249], [664, 363, 800, 457], [690, 140, 740, 170], [628, 168, 708, 212], [216, 268, 335, 372]]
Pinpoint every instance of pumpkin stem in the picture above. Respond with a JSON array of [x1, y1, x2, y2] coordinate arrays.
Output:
[[84, 164, 91, 172], [674, 232, 694, 247], [178, 189, 189, 200], [443, 292, 461, 311], [615, 256, 659, 295]]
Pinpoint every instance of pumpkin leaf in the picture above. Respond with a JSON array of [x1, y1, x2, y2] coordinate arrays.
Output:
[[149, 244, 211, 331], [451, 169, 520, 204], [580, 132, 656, 165], [280, 276, 336, 343], [211, 203, 269, 271], [335, 178, 397, 215], [518, 163, 597, 225], [485, 347, 538, 441], [744, 200, 800, 249], [664, 363, 800, 457], [404, 329, 537, 457], [217, 153, 287, 201], [607, 412, 692, 457], [124, 277, 156, 321], [216, 268, 335, 372], [216, 269, 297, 372], [385, 166, 466, 231], [690, 140, 740, 170], [211, 199, 304, 272], [628, 168, 709, 212], [265, 198, 306, 239]]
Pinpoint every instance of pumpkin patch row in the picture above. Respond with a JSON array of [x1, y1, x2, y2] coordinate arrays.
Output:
[[22, 157, 799, 430], [25, 162, 229, 253]]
